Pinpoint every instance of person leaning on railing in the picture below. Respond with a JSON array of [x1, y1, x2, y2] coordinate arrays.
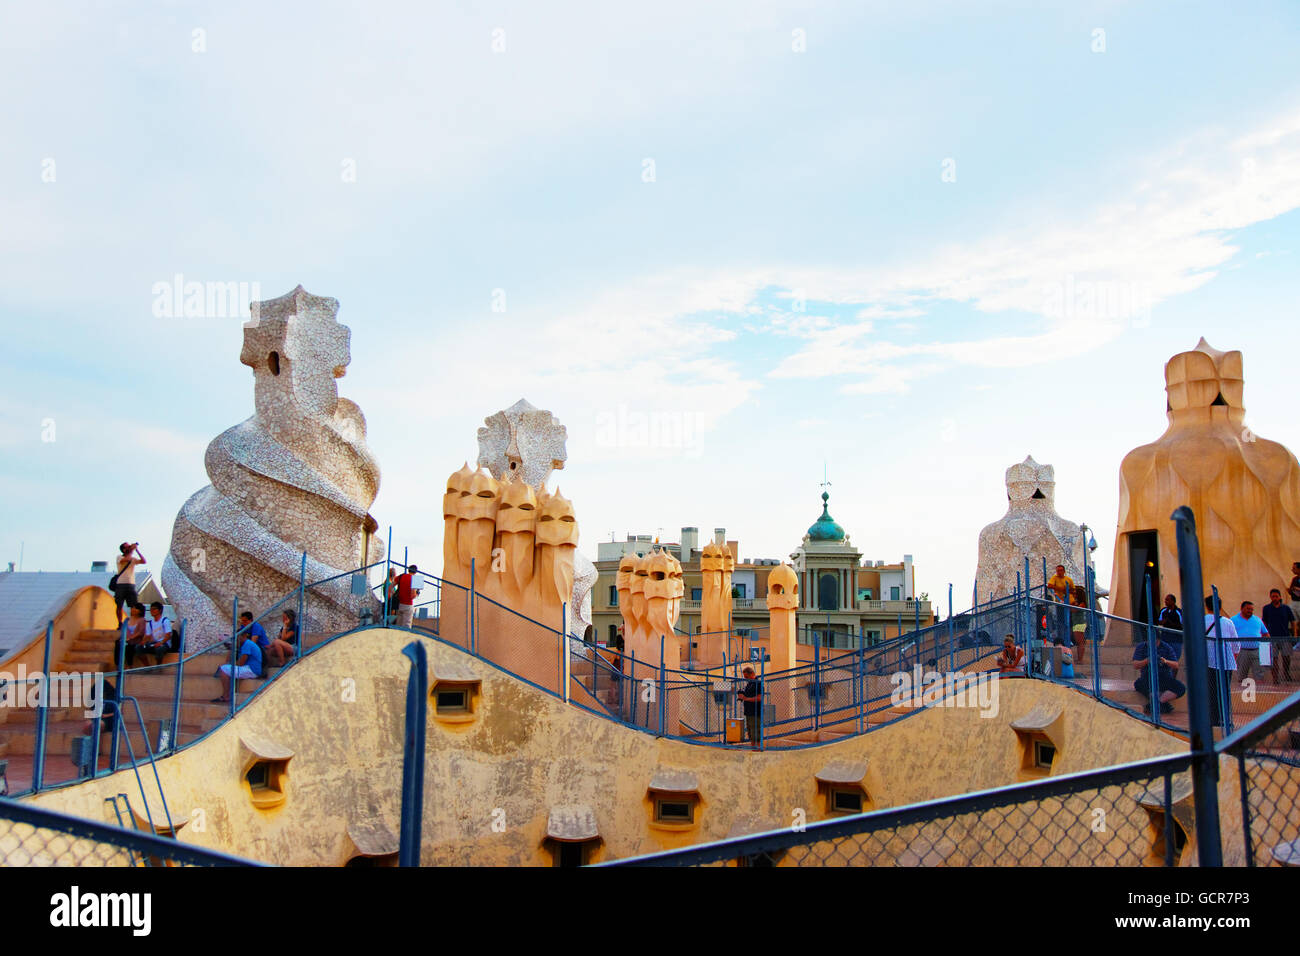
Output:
[[996, 635, 1026, 676], [736, 666, 763, 751]]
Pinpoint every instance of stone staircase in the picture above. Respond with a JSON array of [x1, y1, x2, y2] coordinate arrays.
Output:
[[0, 629, 333, 793]]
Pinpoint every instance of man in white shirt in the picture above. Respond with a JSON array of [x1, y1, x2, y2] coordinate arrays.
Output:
[[1204, 596, 1241, 727], [139, 601, 173, 664]]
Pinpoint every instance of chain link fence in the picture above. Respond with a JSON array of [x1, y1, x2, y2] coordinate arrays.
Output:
[[1220, 694, 1300, 866], [604, 752, 1199, 867], [0, 796, 254, 867]]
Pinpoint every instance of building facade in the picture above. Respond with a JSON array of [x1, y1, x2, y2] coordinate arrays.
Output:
[[591, 491, 933, 665]]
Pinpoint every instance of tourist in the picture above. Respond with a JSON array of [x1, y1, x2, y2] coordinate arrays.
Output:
[[82, 677, 119, 740], [121, 602, 147, 667], [1261, 589, 1296, 683], [395, 564, 421, 628], [736, 666, 763, 751], [383, 567, 399, 624], [1068, 586, 1088, 651], [213, 626, 264, 702], [1204, 596, 1241, 727], [1290, 562, 1300, 616], [237, 611, 270, 652], [1047, 564, 1073, 602], [1132, 633, 1185, 715], [996, 635, 1026, 676], [136, 602, 173, 665], [264, 609, 298, 668], [1157, 594, 1184, 660], [1059, 641, 1076, 679], [111, 542, 145, 627], [1231, 601, 1268, 684]]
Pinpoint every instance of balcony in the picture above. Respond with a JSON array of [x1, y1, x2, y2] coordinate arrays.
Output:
[[680, 598, 754, 611], [857, 599, 929, 613]]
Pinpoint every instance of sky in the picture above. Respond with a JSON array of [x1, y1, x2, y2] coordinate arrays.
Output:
[[2, 1, 1299, 612]]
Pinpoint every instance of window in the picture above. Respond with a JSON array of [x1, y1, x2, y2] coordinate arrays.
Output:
[[735, 583, 748, 598], [608, 624, 618, 644], [243, 758, 290, 809], [891, 586, 901, 600], [430, 672, 482, 724], [552, 840, 596, 867], [608, 586, 618, 607], [1033, 740, 1056, 770], [818, 573, 840, 611], [436, 689, 469, 713], [736, 627, 752, 638], [691, 587, 702, 601], [647, 775, 701, 830], [655, 799, 694, 824], [239, 735, 293, 810], [829, 788, 864, 814], [857, 588, 873, 600], [1150, 817, 1189, 866]]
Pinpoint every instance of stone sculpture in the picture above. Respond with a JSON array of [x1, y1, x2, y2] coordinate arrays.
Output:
[[473, 398, 597, 636], [162, 286, 384, 648], [1108, 338, 1300, 622], [697, 540, 735, 667], [975, 456, 1086, 602], [766, 563, 799, 721]]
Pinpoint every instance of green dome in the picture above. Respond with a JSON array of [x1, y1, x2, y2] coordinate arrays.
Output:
[[807, 491, 845, 541]]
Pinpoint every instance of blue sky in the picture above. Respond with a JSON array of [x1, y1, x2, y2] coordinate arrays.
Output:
[[2, 1, 1299, 610]]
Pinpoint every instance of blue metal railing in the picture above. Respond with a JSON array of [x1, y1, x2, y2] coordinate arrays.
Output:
[[8, 526, 1245, 794]]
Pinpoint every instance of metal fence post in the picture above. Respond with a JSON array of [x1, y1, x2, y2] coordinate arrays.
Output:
[[1236, 752, 1254, 866], [813, 631, 821, 733], [111, 618, 127, 773], [1088, 567, 1101, 700], [1211, 586, 1232, 734], [1145, 573, 1160, 724], [32, 622, 54, 792], [398, 640, 428, 867], [562, 602, 569, 703], [947, 583, 954, 672], [629, 648, 636, 724], [1015, 572, 1022, 645], [229, 597, 239, 719], [658, 635, 666, 736], [469, 558, 476, 655], [1171, 505, 1223, 866], [170, 620, 186, 753], [296, 551, 306, 661]]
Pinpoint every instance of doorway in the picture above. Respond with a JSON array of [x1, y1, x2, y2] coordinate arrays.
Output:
[[1127, 531, 1161, 624]]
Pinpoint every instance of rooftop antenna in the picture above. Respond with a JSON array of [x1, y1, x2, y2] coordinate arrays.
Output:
[[821, 462, 832, 495]]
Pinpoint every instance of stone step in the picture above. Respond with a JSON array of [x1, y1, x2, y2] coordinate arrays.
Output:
[[71, 637, 118, 652], [61, 651, 115, 666]]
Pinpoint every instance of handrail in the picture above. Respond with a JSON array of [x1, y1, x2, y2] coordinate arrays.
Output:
[[6, 553, 1215, 792], [0, 795, 257, 866]]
